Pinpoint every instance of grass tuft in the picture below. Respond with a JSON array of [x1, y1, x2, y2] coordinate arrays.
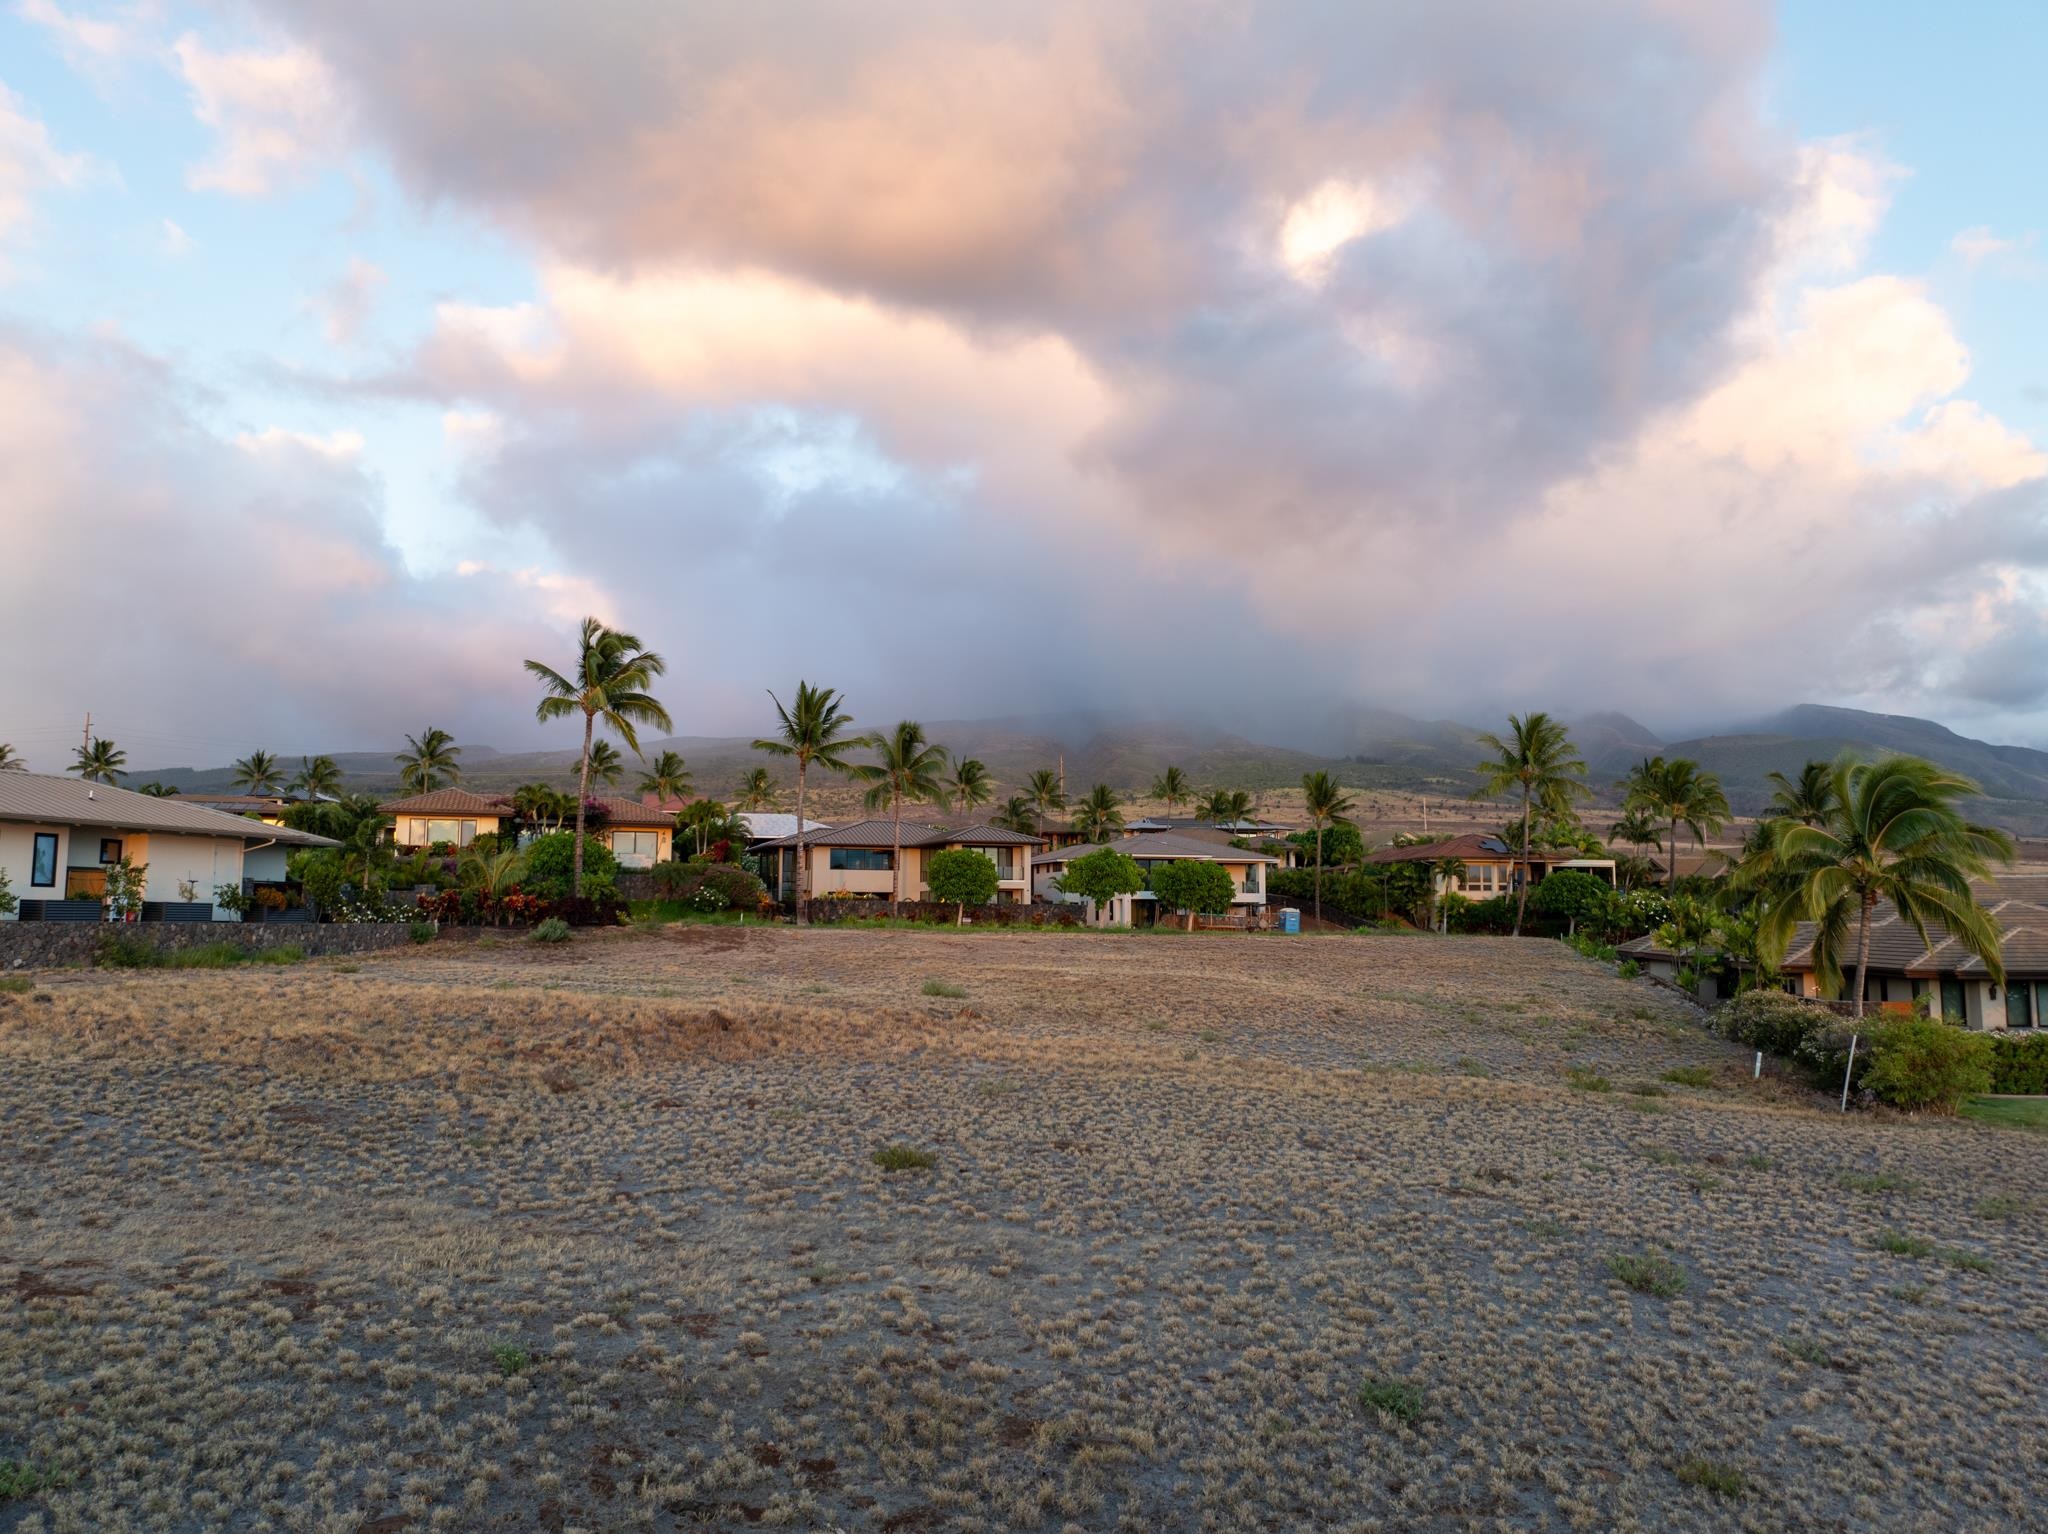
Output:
[[1868, 1229, 1934, 1258], [1836, 1169, 1915, 1195], [872, 1142, 937, 1173], [920, 979, 967, 998], [1606, 1251, 1687, 1298], [1356, 1376, 1424, 1425], [1676, 1457, 1746, 1498], [1565, 1066, 1612, 1093], [490, 1343, 531, 1377], [0, 1459, 72, 1502], [0, 976, 33, 995], [1659, 1064, 1715, 1088]]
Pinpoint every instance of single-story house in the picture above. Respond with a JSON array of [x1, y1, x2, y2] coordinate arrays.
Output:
[[379, 789, 677, 868], [1032, 832, 1280, 926], [1128, 817, 1303, 868], [753, 819, 1043, 905], [1360, 833, 1615, 900], [0, 774, 337, 921], [177, 793, 299, 826]]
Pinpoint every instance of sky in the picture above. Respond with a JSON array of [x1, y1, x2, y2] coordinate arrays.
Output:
[[1, 1, 2044, 773]]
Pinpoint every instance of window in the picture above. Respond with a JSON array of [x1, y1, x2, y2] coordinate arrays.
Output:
[[98, 838, 123, 865], [420, 818, 479, 847], [31, 832, 57, 887], [612, 830, 660, 867], [976, 846, 1017, 878], [830, 848, 893, 871], [1241, 864, 1261, 894], [1463, 863, 1496, 894]]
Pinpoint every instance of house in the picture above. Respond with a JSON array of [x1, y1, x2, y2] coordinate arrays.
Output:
[[178, 793, 299, 826], [378, 789, 677, 868], [736, 812, 830, 849], [1360, 833, 1616, 900], [0, 773, 337, 921], [753, 819, 1042, 905], [1032, 832, 1280, 926]]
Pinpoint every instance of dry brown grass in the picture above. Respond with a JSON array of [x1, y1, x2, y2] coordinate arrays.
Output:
[[1, 930, 2043, 1532]]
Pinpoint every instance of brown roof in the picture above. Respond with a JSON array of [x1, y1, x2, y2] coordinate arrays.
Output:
[[591, 796, 678, 829], [179, 794, 297, 814], [755, 818, 1042, 851], [0, 774, 337, 847], [1779, 877, 2048, 980], [378, 788, 507, 816]]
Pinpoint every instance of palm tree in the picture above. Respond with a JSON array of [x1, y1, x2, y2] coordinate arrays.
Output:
[[852, 721, 949, 910], [676, 799, 731, 858], [736, 766, 779, 811], [1026, 769, 1067, 837], [1756, 756, 2014, 1019], [0, 743, 25, 772], [1765, 761, 1840, 827], [1073, 783, 1125, 843], [1198, 787, 1252, 824], [231, 749, 285, 795], [945, 755, 995, 818], [461, 845, 530, 922], [1621, 756, 1730, 896], [526, 617, 672, 897], [1471, 712, 1588, 936], [1607, 807, 1664, 892], [69, 736, 126, 785], [991, 795, 1038, 835], [394, 727, 462, 793], [291, 755, 343, 800], [753, 681, 863, 924], [585, 738, 626, 789], [512, 781, 574, 835], [1300, 770, 1357, 924], [1151, 766, 1191, 816], [636, 749, 693, 805], [136, 782, 180, 797]]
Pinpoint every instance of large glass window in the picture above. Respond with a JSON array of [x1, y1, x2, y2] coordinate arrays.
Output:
[[31, 832, 57, 887], [1241, 864, 1260, 895], [2007, 985, 2034, 1030], [830, 848, 893, 871], [612, 830, 660, 867], [975, 846, 1017, 878], [420, 818, 478, 847]]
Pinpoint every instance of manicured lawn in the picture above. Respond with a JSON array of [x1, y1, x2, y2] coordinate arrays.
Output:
[[1960, 1095, 2048, 1133]]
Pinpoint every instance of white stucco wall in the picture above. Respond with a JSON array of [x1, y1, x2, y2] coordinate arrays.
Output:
[[0, 823, 69, 919]]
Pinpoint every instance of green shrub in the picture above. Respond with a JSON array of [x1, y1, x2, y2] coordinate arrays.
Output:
[[1986, 1031, 2048, 1094], [532, 918, 572, 944], [872, 1143, 936, 1172], [0, 976, 32, 996], [1529, 870, 1614, 930], [95, 931, 164, 969], [1148, 859, 1239, 927], [521, 833, 619, 904], [927, 848, 1000, 919], [1676, 1458, 1745, 1499], [0, 1458, 71, 1501], [1565, 1066, 1612, 1092], [1861, 1018, 1993, 1113], [1356, 1376, 1424, 1425], [1717, 990, 1834, 1058], [408, 920, 436, 944], [1617, 957, 1641, 979], [1660, 1065, 1715, 1088], [922, 979, 967, 998], [1607, 1250, 1687, 1297], [1868, 1229, 1933, 1257], [491, 1343, 531, 1377]]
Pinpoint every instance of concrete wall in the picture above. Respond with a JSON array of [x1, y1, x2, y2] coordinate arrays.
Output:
[[0, 921, 416, 968]]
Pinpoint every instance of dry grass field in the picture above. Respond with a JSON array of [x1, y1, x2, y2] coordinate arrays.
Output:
[[1, 928, 2043, 1533]]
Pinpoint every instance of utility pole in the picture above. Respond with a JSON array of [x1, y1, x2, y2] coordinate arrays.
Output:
[[82, 712, 91, 755], [1058, 754, 1065, 797]]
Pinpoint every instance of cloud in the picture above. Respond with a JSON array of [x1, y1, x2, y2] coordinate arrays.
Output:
[[309, 256, 385, 345], [158, 216, 195, 257], [14, 0, 150, 77], [173, 31, 346, 195], [0, 82, 91, 249], [1951, 224, 2038, 273]]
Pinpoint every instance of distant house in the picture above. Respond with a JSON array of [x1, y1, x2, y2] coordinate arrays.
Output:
[[736, 812, 830, 848], [1360, 833, 1615, 900], [0, 774, 337, 921], [178, 793, 299, 826], [378, 789, 676, 868], [1032, 832, 1280, 926], [753, 819, 1042, 905]]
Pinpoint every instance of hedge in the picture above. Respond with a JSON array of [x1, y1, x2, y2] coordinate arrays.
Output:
[[1987, 1031, 2048, 1094]]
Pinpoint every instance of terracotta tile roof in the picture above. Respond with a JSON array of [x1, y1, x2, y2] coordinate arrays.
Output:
[[0, 774, 337, 846], [378, 788, 508, 816], [590, 796, 678, 829]]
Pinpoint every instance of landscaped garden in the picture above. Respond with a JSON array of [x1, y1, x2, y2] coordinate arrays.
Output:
[[0, 930, 2042, 1532]]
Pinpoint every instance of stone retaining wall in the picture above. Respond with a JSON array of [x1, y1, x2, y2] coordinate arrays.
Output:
[[0, 921, 418, 969]]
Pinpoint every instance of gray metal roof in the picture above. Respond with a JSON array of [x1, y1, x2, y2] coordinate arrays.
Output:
[[1033, 832, 1280, 866], [0, 774, 338, 847], [738, 812, 831, 842], [754, 818, 1042, 851]]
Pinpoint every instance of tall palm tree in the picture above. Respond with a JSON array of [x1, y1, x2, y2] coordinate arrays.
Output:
[[1198, 787, 1252, 824], [1756, 756, 2014, 1019], [394, 727, 462, 794], [1607, 807, 1663, 892], [1026, 768, 1067, 837], [1300, 769, 1357, 924], [231, 749, 285, 795], [69, 736, 126, 785], [0, 743, 25, 772], [852, 721, 948, 910], [1073, 783, 1125, 843], [136, 782, 180, 797], [1765, 761, 1840, 827], [1151, 766, 1191, 816], [512, 781, 573, 835], [291, 754, 343, 800], [991, 795, 1038, 835], [1471, 712, 1588, 936], [585, 738, 626, 789], [526, 617, 672, 897], [753, 681, 863, 924], [637, 749, 693, 805], [736, 766, 779, 811], [945, 755, 995, 818], [1621, 756, 1730, 896]]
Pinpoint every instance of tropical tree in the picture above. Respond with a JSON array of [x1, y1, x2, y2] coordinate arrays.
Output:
[[1299, 771, 1358, 924], [69, 736, 126, 785], [635, 749, 692, 804], [927, 847, 999, 926], [136, 782, 180, 797], [1471, 712, 1589, 936], [460, 845, 530, 919], [736, 766, 779, 811], [1026, 769, 1067, 837], [584, 739, 626, 789], [512, 782, 574, 835], [1753, 756, 2014, 1018], [525, 617, 672, 897], [752, 681, 863, 923], [291, 754, 343, 800], [1055, 847, 1146, 920], [1150, 858, 1238, 932], [0, 743, 25, 772], [394, 727, 462, 793], [1765, 760, 1840, 827], [852, 721, 948, 910], [1071, 783, 1125, 843], [231, 749, 285, 795], [1621, 756, 1731, 896], [991, 795, 1038, 836], [676, 798, 739, 857], [1150, 766, 1191, 816], [945, 755, 995, 818], [1197, 787, 1252, 823]]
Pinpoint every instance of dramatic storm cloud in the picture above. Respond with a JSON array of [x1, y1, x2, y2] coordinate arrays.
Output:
[[1, 0, 2044, 765]]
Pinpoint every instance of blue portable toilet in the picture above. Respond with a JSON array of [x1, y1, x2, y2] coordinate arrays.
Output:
[[1280, 907, 1301, 934]]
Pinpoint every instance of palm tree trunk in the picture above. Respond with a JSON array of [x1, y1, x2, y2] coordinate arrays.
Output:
[[794, 759, 809, 926], [891, 790, 904, 912], [573, 714, 593, 898], [1668, 815, 1680, 895], [1512, 789, 1532, 937], [1313, 824, 1324, 924], [1853, 896, 1873, 1021]]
